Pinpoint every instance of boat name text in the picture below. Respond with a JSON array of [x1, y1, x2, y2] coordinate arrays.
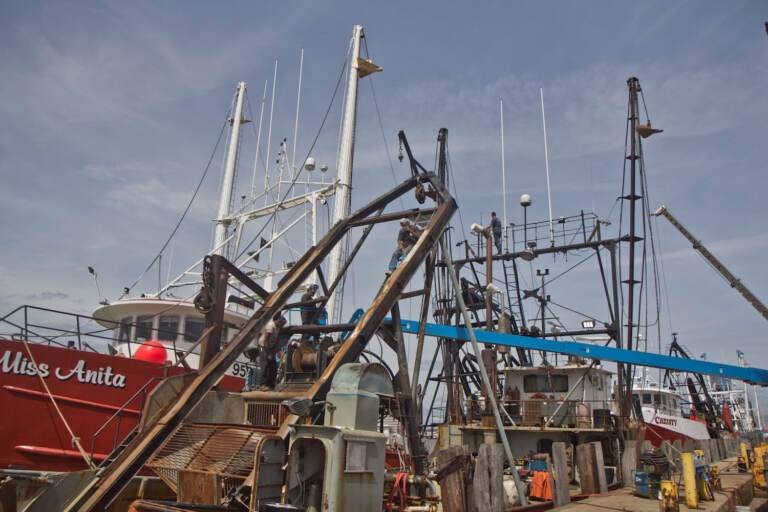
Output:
[[0, 350, 126, 388], [653, 415, 677, 427]]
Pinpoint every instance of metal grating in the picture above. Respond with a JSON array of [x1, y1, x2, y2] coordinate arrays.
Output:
[[147, 423, 265, 495], [246, 399, 285, 427]]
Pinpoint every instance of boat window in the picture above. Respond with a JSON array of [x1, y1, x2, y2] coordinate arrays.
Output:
[[183, 318, 204, 342], [136, 315, 154, 341], [119, 317, 133, 342], [158, 315, 180, 341], [642, 393, 652, 404], [523, 374, 568, 393], [661, 395, 667, 407], [653, 394, 661, 405]]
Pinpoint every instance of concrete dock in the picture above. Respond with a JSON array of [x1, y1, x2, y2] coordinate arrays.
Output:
[[552, 457, 760, 512]]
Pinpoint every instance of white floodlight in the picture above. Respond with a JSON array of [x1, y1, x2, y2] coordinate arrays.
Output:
[[470, 223, 485, 234]]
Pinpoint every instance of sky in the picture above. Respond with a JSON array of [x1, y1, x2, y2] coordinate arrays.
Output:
[[1, 1, 767, 419]]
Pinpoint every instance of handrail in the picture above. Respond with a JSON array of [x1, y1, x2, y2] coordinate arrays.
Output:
[[0, 305, 116, 349], [0, 305, 193, 361], [90, 376, 164, 464]]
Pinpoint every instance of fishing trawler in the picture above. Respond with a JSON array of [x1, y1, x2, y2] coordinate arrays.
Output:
[[0, 25, 373, 475], [9, 46, 768, 510]]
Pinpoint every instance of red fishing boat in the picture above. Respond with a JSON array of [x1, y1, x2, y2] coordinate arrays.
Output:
[[0, 71, 353, 475]]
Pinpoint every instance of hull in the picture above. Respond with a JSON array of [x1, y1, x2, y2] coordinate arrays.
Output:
[[641, 406, 710, 446], [0, 338, 242, 472]]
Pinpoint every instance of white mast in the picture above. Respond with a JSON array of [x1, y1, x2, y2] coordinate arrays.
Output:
[[540, 88, 555, 247], [326, 25, 370, 323], [213, 81, 247, 257]]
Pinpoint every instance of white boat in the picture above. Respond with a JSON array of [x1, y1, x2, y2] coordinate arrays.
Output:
[[633, 378, 710, 445]]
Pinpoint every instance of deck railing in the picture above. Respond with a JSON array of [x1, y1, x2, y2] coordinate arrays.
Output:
[[466, 397, 615, 429]]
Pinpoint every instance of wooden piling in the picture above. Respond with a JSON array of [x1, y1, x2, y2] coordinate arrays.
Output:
[[576, 443, 599, 494], [473, 444, 505, 512], [552, 442, 571, 507], [436, 445, 471, 512], [592, 442, 608, 493]]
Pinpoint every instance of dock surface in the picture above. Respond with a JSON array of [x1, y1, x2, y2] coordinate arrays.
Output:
[[552, 457, 758, 512]]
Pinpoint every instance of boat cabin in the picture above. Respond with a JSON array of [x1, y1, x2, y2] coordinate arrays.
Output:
[[93, 298, 249, 367], [632, 386, 681, 417], [501, 364, 614, 428]]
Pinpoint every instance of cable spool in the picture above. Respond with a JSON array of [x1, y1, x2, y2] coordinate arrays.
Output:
[[291, 346, 319, 372]]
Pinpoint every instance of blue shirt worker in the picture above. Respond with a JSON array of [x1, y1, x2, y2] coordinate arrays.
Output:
[[387, 218, 421, 275]]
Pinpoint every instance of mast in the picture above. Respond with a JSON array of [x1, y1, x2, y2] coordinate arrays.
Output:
[[213, 81, 247, 258], [325, 25, 367, 322], [620, 77, 642, 421]]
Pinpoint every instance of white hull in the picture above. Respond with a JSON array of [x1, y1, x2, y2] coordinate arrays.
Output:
[[641, 406, 710, 441]]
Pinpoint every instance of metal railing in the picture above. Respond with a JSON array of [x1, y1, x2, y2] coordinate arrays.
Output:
[[467, 397, 614, 429], [90, 376, 164, 466], [0, 304, 204, 368], [0, 305, 116, 351]]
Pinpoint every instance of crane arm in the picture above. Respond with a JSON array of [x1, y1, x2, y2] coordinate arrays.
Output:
[[651, 205, 768, 321]]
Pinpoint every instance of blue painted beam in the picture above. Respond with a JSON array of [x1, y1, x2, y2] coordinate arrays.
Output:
[[398, 320, 768, 385]]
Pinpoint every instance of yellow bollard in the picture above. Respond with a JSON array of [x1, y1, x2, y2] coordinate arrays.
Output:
[[659, 480, 679, 512], [681, 452, 698, 508], [740, 442, 750, 470], [753, 444, 767, 489]]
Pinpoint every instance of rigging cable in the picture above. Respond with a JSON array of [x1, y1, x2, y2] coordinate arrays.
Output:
[[122, 113, 231, 298], [234, 47, 349, 262], [363, 34, 404, 211]]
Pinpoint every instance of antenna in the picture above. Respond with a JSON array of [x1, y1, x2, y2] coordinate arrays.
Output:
[[250, 80, 268, 199], [291, 48, 304, 177], [540, 88, 555, 247], [88, 266, 108, 305], [500, 98, 507, 250]]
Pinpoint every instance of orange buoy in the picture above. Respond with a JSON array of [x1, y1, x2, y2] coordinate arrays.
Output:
[[134, 340, 167, 364]]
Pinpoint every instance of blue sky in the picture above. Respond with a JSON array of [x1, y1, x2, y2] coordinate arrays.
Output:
[[1, 1, 767, 415]]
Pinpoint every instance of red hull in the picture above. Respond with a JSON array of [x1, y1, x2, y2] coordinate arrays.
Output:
[[642, 422, 691, 447], [0, 339, 242, 472]]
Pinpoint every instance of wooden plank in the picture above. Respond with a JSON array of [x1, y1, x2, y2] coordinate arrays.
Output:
[[473, 445, 491, 512], [474, 444, 505, 512], [489, 444, 505, 512], [592, 442, 608, 493], [551, 442, 571, 507], [576, 443, 598, 494]]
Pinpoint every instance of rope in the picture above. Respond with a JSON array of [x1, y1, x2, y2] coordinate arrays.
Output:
[[21, 340, 96, 469]]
